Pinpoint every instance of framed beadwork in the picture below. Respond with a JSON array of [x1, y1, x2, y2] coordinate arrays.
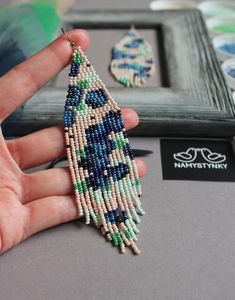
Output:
[[18, 9, 235, 137], [109, 26, 156, 87]]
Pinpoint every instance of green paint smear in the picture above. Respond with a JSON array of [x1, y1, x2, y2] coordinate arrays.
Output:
[[0, 4, 49, 57], [213, 24, 235, 34], [2, 1, 60, 41], [31, 1, 60, 42]]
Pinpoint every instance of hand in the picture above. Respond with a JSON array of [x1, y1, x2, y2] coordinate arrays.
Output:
[[0, 30, 147, 254]]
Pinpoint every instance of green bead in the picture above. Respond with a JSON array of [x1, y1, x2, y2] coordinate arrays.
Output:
[[111, 234, 119, 246], [119, 77, 129, 85], [74, 182, 83, 193], [74, 181, 88, 194], [76, 149, 86, 158], [132, 179, 140, 187], [125, 220, 136, 239], [73, 53, 85, 64], [85, 71, 98, 83], [116, 232, 123, 245], [104, 184, 111, 191], [77, 79, 89, 89], [76, 103, 87, 111], [124, 229, 132, 239], [82, 181, 88, 193]]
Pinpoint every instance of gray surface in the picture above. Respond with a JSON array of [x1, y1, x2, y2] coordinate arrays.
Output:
[[1, 137, 235, 300]]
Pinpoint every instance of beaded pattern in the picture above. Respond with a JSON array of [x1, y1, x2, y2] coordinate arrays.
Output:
[[110, 28, 155, 87], [64, 45, 145, 254]]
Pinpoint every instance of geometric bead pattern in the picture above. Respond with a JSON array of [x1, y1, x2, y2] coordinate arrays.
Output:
[[64, 45, 145, 254], [110, 28, 155, 87]]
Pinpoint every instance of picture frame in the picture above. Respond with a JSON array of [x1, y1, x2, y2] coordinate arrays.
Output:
[[18, 9, 235, 137]]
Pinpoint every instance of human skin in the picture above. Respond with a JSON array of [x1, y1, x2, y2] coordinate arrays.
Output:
[[0, 30, 147, 254]]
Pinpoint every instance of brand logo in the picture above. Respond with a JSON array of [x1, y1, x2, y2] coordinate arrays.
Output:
[[173, 147, 227, 170]]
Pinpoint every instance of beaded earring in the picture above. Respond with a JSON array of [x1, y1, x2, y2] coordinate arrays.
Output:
[[110, 26, 155, 87], [62, 29, 145, 254]]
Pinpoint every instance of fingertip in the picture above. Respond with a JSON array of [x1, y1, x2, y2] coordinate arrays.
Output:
[[66, 29, 90, 51], [121, 108, 139, 130], [135, 158, 147, 178]]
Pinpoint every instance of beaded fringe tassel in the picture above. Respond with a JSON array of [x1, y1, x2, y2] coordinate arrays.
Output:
[[110, 27, 155, 87], [64, 45, 145, 254]]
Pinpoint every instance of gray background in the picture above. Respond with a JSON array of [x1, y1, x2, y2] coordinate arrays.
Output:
[[1, 0, 235, 300]]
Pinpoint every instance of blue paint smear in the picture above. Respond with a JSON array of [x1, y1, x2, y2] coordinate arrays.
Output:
[[227, 67, 235, 78], [218, 43, 235, 54]]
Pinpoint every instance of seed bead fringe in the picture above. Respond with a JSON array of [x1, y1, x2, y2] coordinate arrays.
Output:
[[64, 46, 145, 254]]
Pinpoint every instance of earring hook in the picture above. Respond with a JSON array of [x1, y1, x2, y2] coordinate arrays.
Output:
[[61, 28, 76, 48], [130, 24, 136, 31]]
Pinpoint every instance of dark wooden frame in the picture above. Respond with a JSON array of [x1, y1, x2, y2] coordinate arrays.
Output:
[[18, 9, 235, 137]]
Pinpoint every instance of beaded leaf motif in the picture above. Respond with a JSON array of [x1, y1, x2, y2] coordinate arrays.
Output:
[[110, 28, 155, 87], [64, 46, 145, 254]]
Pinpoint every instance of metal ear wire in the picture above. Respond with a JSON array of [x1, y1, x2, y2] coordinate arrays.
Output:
[[61, 28, 76, 48], [130, 24, 136, 31]]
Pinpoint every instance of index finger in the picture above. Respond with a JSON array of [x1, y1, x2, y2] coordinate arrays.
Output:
[[0, 29, 90, 122]]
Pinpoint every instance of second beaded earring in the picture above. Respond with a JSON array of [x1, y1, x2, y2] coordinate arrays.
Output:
[[110, 26, 155, 87]]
